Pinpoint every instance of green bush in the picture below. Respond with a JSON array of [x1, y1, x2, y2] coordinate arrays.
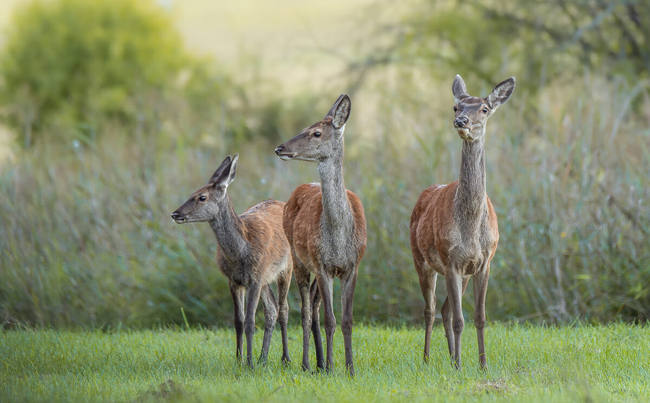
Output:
[[0, 0, 187, 145]]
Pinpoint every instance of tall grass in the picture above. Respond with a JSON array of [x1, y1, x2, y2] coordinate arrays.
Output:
[[1, 73, 649, 328]]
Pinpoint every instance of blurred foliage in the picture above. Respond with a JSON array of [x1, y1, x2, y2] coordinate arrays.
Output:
[[1, 75, 649, 328], [0, 0, 187, 145], [351, 0, 650, 93], [0, 0, 317, 147]]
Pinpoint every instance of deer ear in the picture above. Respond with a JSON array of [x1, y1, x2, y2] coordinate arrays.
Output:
[[326, 94, 351, 129], [452, 75, 469, 104], [224, 154, 238, 187], [209, 155, 232, 185], [486, 77, 515, 110]]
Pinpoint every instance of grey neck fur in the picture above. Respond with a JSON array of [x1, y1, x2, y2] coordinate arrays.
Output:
[[317, 137, 353, 232], [454, 136, 487, 236], [209, 195, 249, 262]]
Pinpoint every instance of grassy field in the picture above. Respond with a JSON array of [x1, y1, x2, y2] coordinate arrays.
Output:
[[1, 324, 649, 402]]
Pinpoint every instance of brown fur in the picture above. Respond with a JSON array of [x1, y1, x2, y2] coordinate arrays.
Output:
[[216, 199, 291, 286], [410, 75, 514, 370], [275, 94, 367, 376], [171, 155, 293, 368], [283, 184, 366, 276], [410, 181, 498, 275]]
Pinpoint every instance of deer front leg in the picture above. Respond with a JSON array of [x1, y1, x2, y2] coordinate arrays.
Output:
[[310, 278, 325, 370], [244, 281, 263, 368], [445, 268, 468, 369], [277, 269, 292, 365], [295, 267, 312, 371], [316, 273, 336, 372], [474, 262, 490, 370], [258, 285, 278, 365], [441, 297, 454, 358], [340, 267, 358, 376], [441, 275, 469, 362], [418, 270, 438, 363], [229, 282, 246, 362]]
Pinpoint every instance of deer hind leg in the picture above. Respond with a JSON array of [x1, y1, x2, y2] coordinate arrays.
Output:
[[441, 296, 454, 358], [473, 261, 490, 370], [294, 262, 313, 371], [244, 281, 263, 368], [417, 268, 438, 363], [229, 282, 246, 363], [277, 269, 292, 364], [316, 273, 336, 373], [340, 267, 358, 376], [310, 278, 325, 370], [443, 270, 470, 369], [258, 285, 278, 365]]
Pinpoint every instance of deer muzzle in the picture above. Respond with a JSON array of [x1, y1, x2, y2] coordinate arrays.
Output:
[[454, 117, 469, 128], [171, 211, 187, 224], [274, 145, 296, 161]]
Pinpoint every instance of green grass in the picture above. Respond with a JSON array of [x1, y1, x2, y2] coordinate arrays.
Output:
[[2, 324, 649, 402]]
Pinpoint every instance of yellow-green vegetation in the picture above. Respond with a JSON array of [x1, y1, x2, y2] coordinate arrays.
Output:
[[0, 0, 649, 328], [1, 324, 649, 402], [0, 0, 189, 142], [1, 74, 648, 327]]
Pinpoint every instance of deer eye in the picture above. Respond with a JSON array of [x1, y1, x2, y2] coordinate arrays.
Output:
[[199, 196, 207, 202], [313, 132, 321, 137], [453, 106, 458, 112], [482, 107, 489, 113]]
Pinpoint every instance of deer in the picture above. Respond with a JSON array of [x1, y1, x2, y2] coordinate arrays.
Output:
[[170, 154, 293, 368], [274, 94, 367, 376], [410, 75, 515, 370]]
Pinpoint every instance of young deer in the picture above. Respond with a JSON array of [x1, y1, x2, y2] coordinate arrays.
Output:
[[274, 95, 367, 376], [171, 154, 292, 368], [410, 76, 515, 370]]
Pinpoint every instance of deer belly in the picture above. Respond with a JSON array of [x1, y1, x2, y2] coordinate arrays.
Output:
[[262, 254, 289, 284], [424, 248, 446, 275], [310, 227, 358, 275], [219, 261, 251, 287], [459, 250, 492, 276], [319, 244, 357, 276], [320, 252, 355, 275], [462, 260, 482, 276]]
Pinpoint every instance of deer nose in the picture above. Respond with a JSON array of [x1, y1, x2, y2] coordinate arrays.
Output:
[[454, 117, 468, 128], [171, 212, 181, 220], [274, 145, 285, 155]]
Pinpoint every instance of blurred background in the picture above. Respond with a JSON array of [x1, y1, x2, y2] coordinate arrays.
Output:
[[0, 0, 648, 328]]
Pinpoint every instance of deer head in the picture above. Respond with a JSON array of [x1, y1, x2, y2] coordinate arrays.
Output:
[[171, 154, 238, 224], [274, 94, 351, 163], [452, 75, 515, 142]]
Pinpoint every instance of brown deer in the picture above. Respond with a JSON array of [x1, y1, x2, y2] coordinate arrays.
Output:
[[171, 154, 292, 368], [274, 94, 367, 376], [410, 75, 515, 370]]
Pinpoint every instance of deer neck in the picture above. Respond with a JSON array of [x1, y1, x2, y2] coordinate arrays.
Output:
[[317, 144, 353, 233], [209, 195, 248, 261], [454, 137, 487, 236]]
